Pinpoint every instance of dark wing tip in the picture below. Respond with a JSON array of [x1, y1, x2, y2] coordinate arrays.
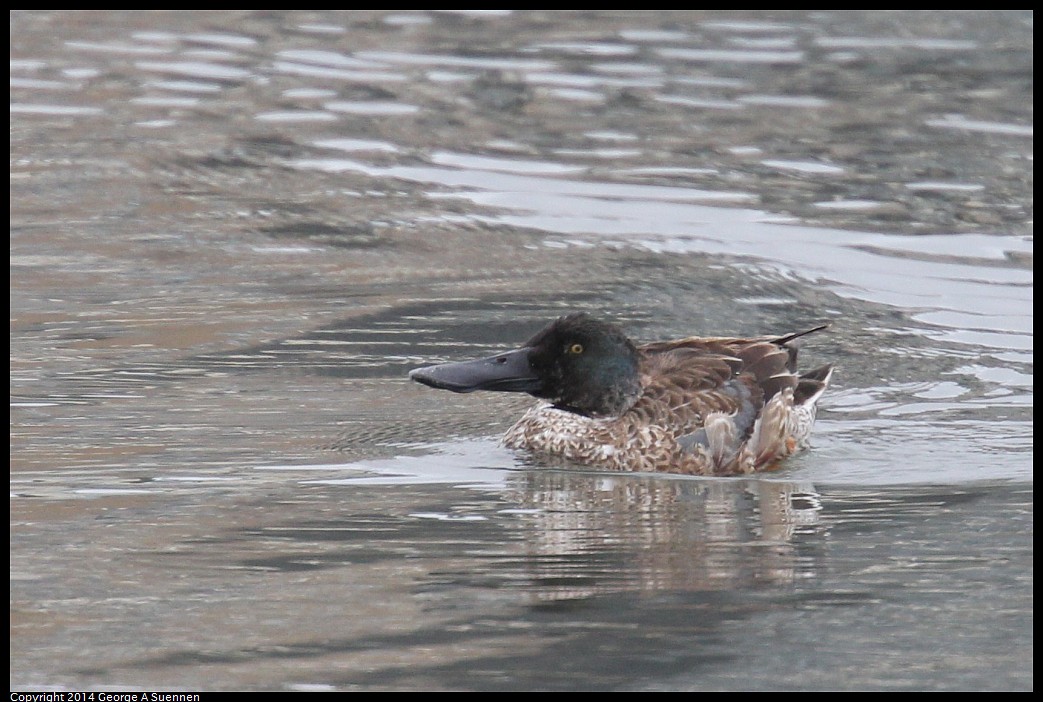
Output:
[[772, 323, 830, 346], [794, 364, 835, 405]]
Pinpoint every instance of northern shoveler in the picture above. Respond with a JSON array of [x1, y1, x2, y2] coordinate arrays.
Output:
[[409, 313, 833, 475]]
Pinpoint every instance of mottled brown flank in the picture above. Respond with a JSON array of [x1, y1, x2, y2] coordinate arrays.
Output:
[[502, 334, 832, 476]]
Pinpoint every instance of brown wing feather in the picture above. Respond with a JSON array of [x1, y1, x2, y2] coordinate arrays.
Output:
[[632, 328, 826, 441], [631, 342, 762, 440]]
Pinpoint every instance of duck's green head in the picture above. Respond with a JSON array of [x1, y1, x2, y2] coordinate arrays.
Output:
[[409, 313, 642, 417]]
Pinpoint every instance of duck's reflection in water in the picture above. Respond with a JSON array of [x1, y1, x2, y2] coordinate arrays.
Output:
[[503, 470, 825, 600]]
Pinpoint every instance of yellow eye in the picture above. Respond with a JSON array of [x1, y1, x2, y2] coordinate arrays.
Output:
[[568, 343, 584, 355]]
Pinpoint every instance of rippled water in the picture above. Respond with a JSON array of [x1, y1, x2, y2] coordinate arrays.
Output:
[[10, 10, 1032, 691]]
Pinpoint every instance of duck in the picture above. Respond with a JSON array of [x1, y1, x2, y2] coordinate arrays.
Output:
[[409, 313, 833, 475]]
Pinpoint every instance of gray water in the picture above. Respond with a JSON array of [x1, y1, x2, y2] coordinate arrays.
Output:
[[10, 10, 1032, 691]]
